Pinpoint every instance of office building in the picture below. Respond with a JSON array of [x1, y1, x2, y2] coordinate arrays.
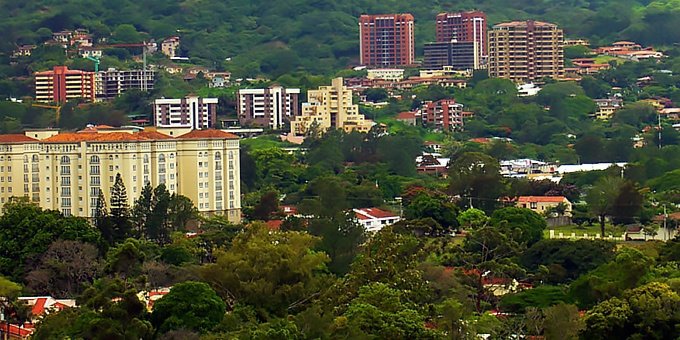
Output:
[[237, 86, 300, 130], [153, 96, 218, 129], [421, 99, 465, 131], [488, 20, 564, 83], [290, 77, 374, 135], [436, 11, 487, 59], [0, 128, 241, 223], [359, 14, 415, 67], [96, 68, 155, 101], [423, 41, 479, 70], [35, 66, 96, 103]]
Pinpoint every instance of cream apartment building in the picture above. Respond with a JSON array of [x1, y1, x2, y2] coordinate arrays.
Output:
[[290, 77, 374, 135], [0, 128, 241, 223]]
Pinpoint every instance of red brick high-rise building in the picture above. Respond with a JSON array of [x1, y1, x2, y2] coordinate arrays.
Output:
[[435, 11, 487, 59], [359, 14, 415, 67]]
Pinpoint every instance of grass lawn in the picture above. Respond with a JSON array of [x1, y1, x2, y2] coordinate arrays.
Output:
[[594, 55, 626, 65], [241, 135, 295, 150]]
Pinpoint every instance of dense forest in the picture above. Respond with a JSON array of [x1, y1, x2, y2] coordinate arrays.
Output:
[[2, 0, 680, 76]]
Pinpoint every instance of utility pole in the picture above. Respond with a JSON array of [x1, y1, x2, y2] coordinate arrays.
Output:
[[658, 113, 662, 149]]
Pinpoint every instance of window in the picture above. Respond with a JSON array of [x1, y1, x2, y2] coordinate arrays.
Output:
[[61, 187, 71, 197], [60, 156, 70, 164], [90, 155, 100, 164], [530, 202, 537, 209], [90, 176, 100, 186], [109, 176, 114, 182], [158, 154, 166, 163], [61, 198, 71, 207], [60, 166, 70, 175], [144, 154, 149, 164], [90, 166, 100, 175], [23, 155, 28, 163], [109, 165, 114, 172], [143, 165, 149, 174], [61, 177, 71, 186], [215, 152, 222, 160]]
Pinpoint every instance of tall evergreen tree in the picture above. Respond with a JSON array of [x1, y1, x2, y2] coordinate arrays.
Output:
[[94, 189, 114, 245], [109, 173, 132, 242], [132, 182, 154, 237]]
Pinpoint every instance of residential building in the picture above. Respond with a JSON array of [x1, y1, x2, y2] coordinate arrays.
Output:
[[11, 44, 36, 58], [206, 72, 231, 88], [78, 46, 103, 58], [593, 97, 624, 120], [423, 41, 479, 70], [359, 14, 415, 67], [52, 31, 72, 43], [354, 207, 401, 232], [488, 20, 564, 83], [564, 38, 589, 47], [0, 128, 242, 223], [395, 111, 417, 125], [95, 68, 155, 100], [290, 77, 374, 135], [161, 36, 180, 58], [366, 68, 405, 81], [237, 86, 300, 129], [515, 196, 572, 217], [34, 66, 96, 103], [419, 66, 471, 78], [153, 96, 218, 129], [421, 99, 465, 131], [435, 11, 487, 59]]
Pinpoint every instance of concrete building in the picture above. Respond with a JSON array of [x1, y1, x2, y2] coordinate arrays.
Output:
[[423, 41, 479, 70], [421, 99, 465, 131], [237, 86, 300, 129], [359, 14, 415, 67], [96, 68, 155, 101], [35, 66, 96, 103], [290, 77, 374, 136], [435, 11, 487, 59], [593, 97, 624, 120], [354, 207, 401, 233], [153, 96, 218, 129], [516, 196, 572, 217], [161, 36, 180, 58], [366, 68, 405, 81], [0, 129, 241, 223], [488, 20, 564, 83]]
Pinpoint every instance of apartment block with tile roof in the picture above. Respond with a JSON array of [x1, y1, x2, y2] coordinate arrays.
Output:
[[0, 128, 241, 223]]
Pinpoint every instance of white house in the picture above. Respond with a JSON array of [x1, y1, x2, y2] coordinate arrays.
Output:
[[353, 207, 401, 232]]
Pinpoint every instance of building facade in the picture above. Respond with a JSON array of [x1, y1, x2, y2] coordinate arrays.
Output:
[[0, 129, 241, 223], [421, 99, 465, 131], [96, 68, 155, 101], [237, 86, 300, 130], [161, 36, 180, 58], [290, 77, 374, 135], [423, 41, 479, 70], [353, 207, 401, 233], [516, 196, 572, 217], [153, 96, 218, 129], [435, 11, 487, 60], [359, 14, 415, 67], [488, 20, 564, 83], [593, 97, 624, 120], [366, 68, 405, 81], [35, 66, 96, 103]]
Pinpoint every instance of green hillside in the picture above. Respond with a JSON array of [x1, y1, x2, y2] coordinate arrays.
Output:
[[2, 0, 680, 77]]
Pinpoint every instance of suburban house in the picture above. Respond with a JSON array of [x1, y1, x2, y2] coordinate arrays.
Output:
[[515, 196, 573, 216], [353, 207, 401, 232]]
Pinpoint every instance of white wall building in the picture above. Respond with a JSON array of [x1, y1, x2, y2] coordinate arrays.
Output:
[[153, 96, 218, 129], [367, 68, 405, 81], [354, 207, 401, 232]]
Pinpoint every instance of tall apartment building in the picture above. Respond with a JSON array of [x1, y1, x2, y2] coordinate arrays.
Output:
[[488, 20, 564, 83], [237, 86, 300, 130], [153, 96, 218, 130], [436, 11, 487, 59], [359, 14, 415, 67], [35, 66, 96, 103], [421, 99, 465, 131], [95, 68, 155, 101], [423, 41, 479, 70], [0, 129, 241, 223], [290, 77, 374, 136]]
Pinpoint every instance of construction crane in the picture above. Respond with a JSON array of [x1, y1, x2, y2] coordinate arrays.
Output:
[[84, 55, 100, 72], [31, 103, 62, 125]]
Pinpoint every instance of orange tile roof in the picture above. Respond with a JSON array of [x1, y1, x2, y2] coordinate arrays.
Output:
[[137, 131, 175, 140], [42, 131, 167, 143], [396, 111, 416, 120], [0, 134, 39, 143], [176, 129, 239, 140], [354, 207, 399, 220], [517, 196, 568, 203], [31, 298, 47, 316]]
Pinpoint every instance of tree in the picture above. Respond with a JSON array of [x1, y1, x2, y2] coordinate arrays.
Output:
[[448, 152, 505, 213], [94, 189, 115, 245], [168, 194, 197, 231], [251, 191, 279, 221], [491, 207, 547, 246], [0, 276, 28, 339], [543, 303, 584, 340], [581, 282, 680, 340], [197, 223, 329, 317], [110, 173, 132, 242], [307, 213, 365, 275], [586, 176, 624, 237], [25, 240, 101, 297], [151, 281, 226, 334], [457, 208, 489, 230], [405, 193, 459, 234]]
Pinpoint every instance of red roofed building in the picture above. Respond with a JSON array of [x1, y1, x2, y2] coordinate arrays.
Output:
[[395, 111, 417, 126], [34, 66, 95, 103], [353, 207, 401, 232], [515, 196, 572, 216]]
